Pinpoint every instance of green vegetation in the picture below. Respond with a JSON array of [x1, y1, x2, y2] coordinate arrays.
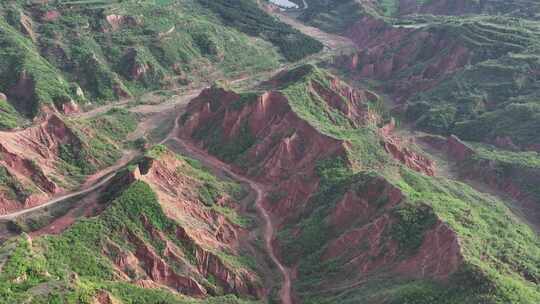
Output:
[[85, 108, 138, 143], [402, 16, 540, 147], [279, 156, 353, 265], [0, 98, 24, 129], [278, 65, 388, 168], [0, 16, 73, 118], [0, 0, 286, 126], [194, 118, 256, 164], [390, 203, 437, 252], [145, 143, 169, 159], [393, 168, 540, 303], [0, 175, 258, 303], [0, 165, 31, 203], [460, 143, 540, 203], [297, 0, 367, 33], [56, 109, 137, 182], [199, 0, 323, 61], [173, 153, 250, 227]]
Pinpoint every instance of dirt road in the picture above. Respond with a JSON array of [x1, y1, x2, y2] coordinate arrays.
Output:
[[165, 136, 293, 304], [0, 150, 136, 220]]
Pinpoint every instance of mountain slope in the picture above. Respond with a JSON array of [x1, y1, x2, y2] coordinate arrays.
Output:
[[0, 146, 265, 303], [0, 0, 321, 128], [177, 65, 540, 303]]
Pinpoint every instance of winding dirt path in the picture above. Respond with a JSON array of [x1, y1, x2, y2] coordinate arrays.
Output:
[[165, 136, 293, 304], [0, 150, 136, 220]]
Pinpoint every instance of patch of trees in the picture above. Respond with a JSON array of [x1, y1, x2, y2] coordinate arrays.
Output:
[[198, 0, 323, 61]]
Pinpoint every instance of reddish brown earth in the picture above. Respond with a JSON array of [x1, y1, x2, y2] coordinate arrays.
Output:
[[105, 14, 140, 32], [41, 10, 61, 22], [180, 81, 364, 219], [178, 71, 462, 299], [380, 121, 435, 176], [0, 112, 133, 215], [0, 114, 75, 214], [324, 176, 462, 282], [339, 15, 471, 103], [132, 152, 262, 297], [92, 291, 120, 304], [164, 134, 293, 304]]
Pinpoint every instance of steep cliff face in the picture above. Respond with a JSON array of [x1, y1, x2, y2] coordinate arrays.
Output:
[[0, 114, 81, 213], [178, 65, 540, 303], [336, 13, 540, 151], [135, 150, 262, 297]]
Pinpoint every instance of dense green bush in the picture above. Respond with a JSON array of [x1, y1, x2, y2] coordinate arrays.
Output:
[[390, 203, 438, 252]]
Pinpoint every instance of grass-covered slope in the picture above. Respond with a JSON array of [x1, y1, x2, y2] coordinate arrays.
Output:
[[273, 65, 389, 168], [296, 0, 540, 27], [0, 0, 322, 127], [0, 147, 260, 303], [280, 164, 540, 304], [402, 15, 540, 147]]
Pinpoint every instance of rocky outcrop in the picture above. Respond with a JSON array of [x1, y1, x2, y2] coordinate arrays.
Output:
[[19, 13, 37, 42], [325, 176, 462, 280], [383, 139, 435, 176], [180, 86, 353, 218], [178, 69, 464, 301], [60, 99, 80, 115], [194, 248, 261, 296], [121, 48, 149, 81], [446, 135, 475, 161], [325, 214, 462, 280], [395, 220, 462, 279], [128, 232, 207, 297]]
